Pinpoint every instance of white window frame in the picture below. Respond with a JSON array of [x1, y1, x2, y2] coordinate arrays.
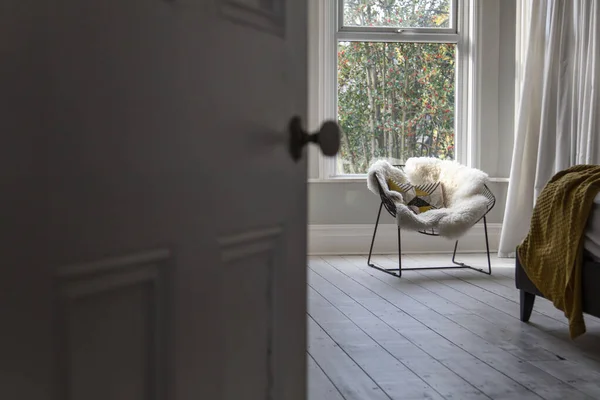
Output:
[[309, 0, 481, 181]]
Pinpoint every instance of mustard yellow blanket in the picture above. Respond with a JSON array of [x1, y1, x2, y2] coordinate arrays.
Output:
[[518, 165, 600, 338]]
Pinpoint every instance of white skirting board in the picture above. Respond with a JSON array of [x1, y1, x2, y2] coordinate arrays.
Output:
[[308, 223, 502, 256]]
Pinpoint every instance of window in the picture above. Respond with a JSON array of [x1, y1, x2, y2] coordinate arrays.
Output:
[[317, 0, 471, 177]]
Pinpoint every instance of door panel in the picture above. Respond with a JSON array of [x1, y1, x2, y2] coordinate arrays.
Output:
[[220, 227, 282, 399], [55, 251, 169, 400]]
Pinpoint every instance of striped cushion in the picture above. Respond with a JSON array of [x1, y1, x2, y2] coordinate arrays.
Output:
[[387, 179, 445, 214]]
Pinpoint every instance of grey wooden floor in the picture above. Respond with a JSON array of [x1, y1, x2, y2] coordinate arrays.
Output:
[[307, 254, 600, 400]]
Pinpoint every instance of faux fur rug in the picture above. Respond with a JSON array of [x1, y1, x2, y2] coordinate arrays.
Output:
[[367, 158, 490, 239]]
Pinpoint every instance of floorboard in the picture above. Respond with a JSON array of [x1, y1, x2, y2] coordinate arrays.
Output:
[[307, 254, 600, 400], [308, 315, 390, 400], [307, 353, 346, 400]]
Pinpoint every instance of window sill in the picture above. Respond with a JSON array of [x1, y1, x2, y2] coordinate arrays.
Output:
[[308, 176, 510, 184], [308, 175, 367, 183]]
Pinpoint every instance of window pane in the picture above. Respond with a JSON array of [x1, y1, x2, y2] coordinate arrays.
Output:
[[337, 41, 455, 174], [343, 0, 452, 29]]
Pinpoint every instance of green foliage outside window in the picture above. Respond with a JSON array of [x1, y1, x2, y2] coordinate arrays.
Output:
[[343, 0, 451, 28], [337, 1, 455, 174]]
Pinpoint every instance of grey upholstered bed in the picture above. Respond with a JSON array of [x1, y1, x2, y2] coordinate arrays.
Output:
[[516, 250, 600, 322]]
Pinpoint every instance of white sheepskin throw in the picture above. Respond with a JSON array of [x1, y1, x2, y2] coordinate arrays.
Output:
[[367, 158, 490, 239]]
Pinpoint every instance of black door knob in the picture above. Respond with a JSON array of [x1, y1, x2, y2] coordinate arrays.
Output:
[[289, 116, 341, 162]]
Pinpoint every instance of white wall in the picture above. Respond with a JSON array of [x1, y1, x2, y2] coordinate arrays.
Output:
[[497, 0, 517, 178], [307, 0, 516, 254]]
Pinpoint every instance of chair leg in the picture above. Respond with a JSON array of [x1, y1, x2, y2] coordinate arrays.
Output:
[[367, 202, 383, 268], [397, 226, 402, 277], [482, 216, 492, 274], [367, 202, 402, 278], [520, 290, 536, 322], [450, 216, 492, 275], [451, 240, 463, 265]]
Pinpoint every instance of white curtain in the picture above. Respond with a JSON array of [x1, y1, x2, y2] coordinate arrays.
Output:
[[498, 0, 600, 258]]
